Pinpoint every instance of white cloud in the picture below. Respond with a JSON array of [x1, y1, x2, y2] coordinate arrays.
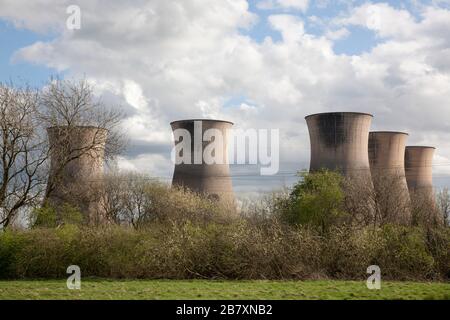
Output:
[[277, 0, 310, 11], [325, 27, 350, 41], [2, 0, 450, 189], [268, 14, 305, 42], [116, 153, 173, 180], [257, 0, 310, 12], [0, 0, 69, 32], [336, 3, 418, 39], [123, 80, 148, 112]]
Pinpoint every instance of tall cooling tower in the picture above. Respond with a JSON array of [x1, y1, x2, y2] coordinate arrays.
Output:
[[171, 119, 234, 205], [305, 112, 373, 176], [368, 131, 411, 224], [305, 112, 375, 221], [405, 146, 435, 198], [404, 146, 442, 225], [45, 126, 108, 223]]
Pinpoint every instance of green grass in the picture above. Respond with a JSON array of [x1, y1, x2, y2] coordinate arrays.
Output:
[[0, 279, 449, 300]]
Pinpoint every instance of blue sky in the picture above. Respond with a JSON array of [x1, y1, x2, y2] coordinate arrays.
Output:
[[1, 0, 444, 86], [0, 0, 442, 84], [0, 20, 56, 85], [1, 0, 450, 192], [0, 0, 409, 85]]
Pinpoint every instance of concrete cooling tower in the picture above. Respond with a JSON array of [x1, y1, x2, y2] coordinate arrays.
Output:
[[45, 126, 108, 223], [405, 146, 435, 198], [368, 131, 411, 224], [305, 112, 375, 220], [404, 146, 442, 225], [171, 119, 235, 205], [305, 112, 373, 176]]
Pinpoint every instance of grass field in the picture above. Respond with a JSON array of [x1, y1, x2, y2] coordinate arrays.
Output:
[[0, 279, 449, 300]]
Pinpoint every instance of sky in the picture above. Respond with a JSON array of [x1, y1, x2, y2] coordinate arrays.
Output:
[[1, 0, 450, 196]]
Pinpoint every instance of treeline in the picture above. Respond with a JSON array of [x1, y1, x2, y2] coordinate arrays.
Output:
[[0, 79, 449, 281], [0, 170, 449, 281]]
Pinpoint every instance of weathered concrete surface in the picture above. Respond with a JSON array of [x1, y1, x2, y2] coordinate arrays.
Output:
[[369, 132, 409, 175], [45, 126, 108, 223], [171, 119, 235, 205], [405, 146, 435, 196], [369, 131, 411, 224], [306, 112, 373, 176], [404, 146, 442, 225], [305, 112, 375, 222]]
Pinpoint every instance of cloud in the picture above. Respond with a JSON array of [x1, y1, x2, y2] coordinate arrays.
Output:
[[325, 27, 350, 41], [277, 0, 309, 11], [2, 0, 450, 190], [0, 0, 70, 32], [268, 14, 305, 42], [336, 3, 418, 39], [257, 0, 310, 12]]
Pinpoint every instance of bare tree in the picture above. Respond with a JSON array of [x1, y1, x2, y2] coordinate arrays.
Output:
[[99, 171, 128, 225], [98, 171, 153, 227], [40, 78, 125, 223], [99, 172, 162, 228], [0, 83, 48, 228], [40, 78, 124, 159], [371, 172, 411, 225], [436, 188, 449, 227], [99, 170, 229, 229], [122, 173, 155, 228], [410, 190, 442, 228], [342, 173, 377, 227]]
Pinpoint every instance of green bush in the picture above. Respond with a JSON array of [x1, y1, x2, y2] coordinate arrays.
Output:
[[0, 231, 26, 278], [31, 205, 57, 228], [321, 225, 379, 279], [31, 203, 83, 228], [281, 170, 347, 232], [0, 222, 448, 281], [373, 225, 436, 280], [424, 227, 450, 279]]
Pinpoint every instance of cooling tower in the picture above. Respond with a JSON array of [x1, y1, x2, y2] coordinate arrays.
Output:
[[405, 146, 435, 197], [171, 119, 235, 205], [305, 112, 375, 222], [305, 112, 373, 176], [368, 131, 411, 224], [404, 146, 442, 225], [45, 126, 108, 223]]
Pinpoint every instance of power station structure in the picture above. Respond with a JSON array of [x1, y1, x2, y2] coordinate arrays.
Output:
[[171, 119, 235, 205], [305, 112, 373, 176], [404, 146, 442, 225], [45, 126, 108, 223], [405, 146, 435, 199], [368, 131, 411, 224], [39, 113, 439, 226]]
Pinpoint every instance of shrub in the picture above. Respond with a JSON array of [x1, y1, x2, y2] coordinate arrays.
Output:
[[31, 203, 83, 228], [1, 222, 447, 281], [321, 225, 379, 279], [410, 190, 443, 228], [374, 225, 436, 280], [281, 170, 347, 232], [0, 231, 26, 278], [1, 175, 448, 281], [424, 226, 450, 279], [99, 173, 232, 228]]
